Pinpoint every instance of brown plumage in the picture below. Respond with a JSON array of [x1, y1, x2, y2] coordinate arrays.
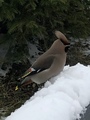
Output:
[[19, 31, 70, 87]]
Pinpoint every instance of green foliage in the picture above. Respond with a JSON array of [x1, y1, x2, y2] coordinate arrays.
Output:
[[0, 0, 90, 65], [63, 0, 90, 37], [1, 0, 90, 39]]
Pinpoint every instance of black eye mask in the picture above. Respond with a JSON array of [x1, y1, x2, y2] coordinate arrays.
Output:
[[65, 45, 70, 52]]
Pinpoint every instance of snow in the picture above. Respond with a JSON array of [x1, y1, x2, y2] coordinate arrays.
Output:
[[5, 63, 90, 120], [27, 42, 43, 63]]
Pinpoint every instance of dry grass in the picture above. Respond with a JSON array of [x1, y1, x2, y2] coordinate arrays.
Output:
[[0, 75, 39, 117]]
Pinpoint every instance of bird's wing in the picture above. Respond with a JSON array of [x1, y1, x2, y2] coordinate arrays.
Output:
[[18, 55, 55, 81], [31, 54, 55, 70], [18, 67, 45, 80]]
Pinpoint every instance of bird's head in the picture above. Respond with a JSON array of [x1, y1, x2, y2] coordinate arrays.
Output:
[[55, 30, 70, 44], [55, 30, 70, 52]]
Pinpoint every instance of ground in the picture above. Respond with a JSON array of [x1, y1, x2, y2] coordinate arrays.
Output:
[[0, 39, 90, 118]]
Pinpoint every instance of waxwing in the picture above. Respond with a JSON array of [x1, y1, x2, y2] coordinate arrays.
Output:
[[15, 31, 70, 90]]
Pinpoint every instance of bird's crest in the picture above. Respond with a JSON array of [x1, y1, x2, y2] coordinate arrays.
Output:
[[55, 30, 70, 45]]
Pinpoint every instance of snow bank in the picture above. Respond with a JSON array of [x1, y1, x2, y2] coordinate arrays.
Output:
[[5, 63, 90, 120]]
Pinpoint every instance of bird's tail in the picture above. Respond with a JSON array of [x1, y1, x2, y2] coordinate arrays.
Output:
[[55, 30, 70, 45]]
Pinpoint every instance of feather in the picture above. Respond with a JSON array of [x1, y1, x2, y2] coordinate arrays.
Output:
[[18, 67, 45, 81]]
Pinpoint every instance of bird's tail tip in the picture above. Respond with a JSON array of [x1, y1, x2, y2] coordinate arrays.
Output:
[[15, 85, 19, 91]]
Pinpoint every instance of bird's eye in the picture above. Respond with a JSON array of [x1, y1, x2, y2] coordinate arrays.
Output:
[[65, 45, 70, 52]]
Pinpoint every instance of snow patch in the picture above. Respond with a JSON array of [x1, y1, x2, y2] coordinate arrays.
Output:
[[5, 63, 90, 120]]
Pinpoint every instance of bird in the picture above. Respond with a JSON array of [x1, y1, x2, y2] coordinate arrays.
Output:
[[15, 30, 70, 90]]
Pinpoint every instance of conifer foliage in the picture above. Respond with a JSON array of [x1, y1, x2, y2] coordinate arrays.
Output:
[[0, 0, 90, 65]]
